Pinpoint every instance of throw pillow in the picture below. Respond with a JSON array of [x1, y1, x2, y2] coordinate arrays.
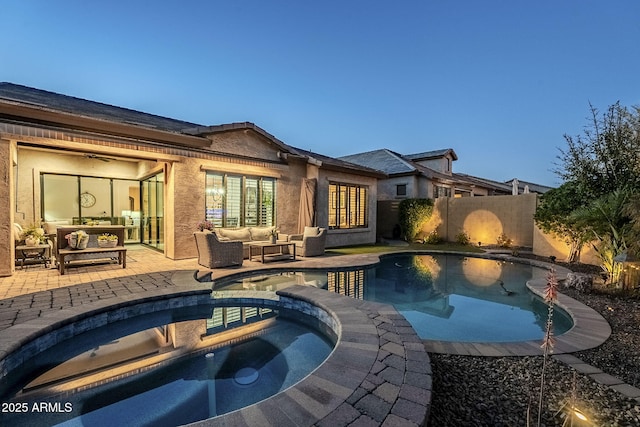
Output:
[[303, 226, 319, 237], [250, 226, 275, 241]]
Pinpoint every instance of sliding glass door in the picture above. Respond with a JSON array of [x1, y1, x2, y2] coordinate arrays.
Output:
[[141, 172, 164, 250], [41, 174, 141, 242]]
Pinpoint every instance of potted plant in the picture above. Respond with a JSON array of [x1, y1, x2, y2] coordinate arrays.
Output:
[[22, 224, 45, 246], [269, 228, 279, 244], [197, 220, 215, 232], [97, 233, 119, 248], [65, 230, 90, 249]]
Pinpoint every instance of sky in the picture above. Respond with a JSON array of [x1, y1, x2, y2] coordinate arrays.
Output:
[[2, 1, 639, 187]]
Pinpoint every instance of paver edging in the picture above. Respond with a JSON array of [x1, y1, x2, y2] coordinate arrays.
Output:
[[193, 285, 432, 426]]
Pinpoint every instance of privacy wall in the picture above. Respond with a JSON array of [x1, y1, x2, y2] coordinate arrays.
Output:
[[379, 194, 538, 247]]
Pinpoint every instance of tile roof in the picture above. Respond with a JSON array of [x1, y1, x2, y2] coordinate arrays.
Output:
[[1, 83, 384, 178], [293, 147, 387, 177], [405, 148, 458, 161], [339, 149, 460, 183], [339, 149, 418, 175], [0, 82, 201, 133]]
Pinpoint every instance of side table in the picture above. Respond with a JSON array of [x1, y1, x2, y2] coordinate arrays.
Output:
[[15, 244, 51, 269]]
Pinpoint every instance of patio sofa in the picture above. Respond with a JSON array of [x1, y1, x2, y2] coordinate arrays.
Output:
[[214, 226, 288, 259]]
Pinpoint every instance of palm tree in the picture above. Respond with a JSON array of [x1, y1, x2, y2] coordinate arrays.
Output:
[[570, 188, 634, 285], [623, 192, 640, 256]]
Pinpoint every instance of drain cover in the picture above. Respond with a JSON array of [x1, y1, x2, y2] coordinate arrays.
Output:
[[234, 367, 259, 385]]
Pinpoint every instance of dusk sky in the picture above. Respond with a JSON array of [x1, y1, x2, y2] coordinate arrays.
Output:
[[2, 1, 639, 187]]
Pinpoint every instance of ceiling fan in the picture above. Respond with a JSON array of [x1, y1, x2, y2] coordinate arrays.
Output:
[[84, 153, 118, 162]]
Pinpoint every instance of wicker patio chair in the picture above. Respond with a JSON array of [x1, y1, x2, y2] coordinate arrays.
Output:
[[289, 227, 327, 257], [194, 231, 243, 268]]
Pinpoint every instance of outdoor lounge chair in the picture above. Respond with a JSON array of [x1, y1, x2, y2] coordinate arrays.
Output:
[[289, 227, 327, 257], [194, 231, 243, 268]]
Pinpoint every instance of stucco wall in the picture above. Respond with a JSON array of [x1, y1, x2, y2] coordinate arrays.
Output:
[[171, 153, 303, 259], [380, 193, 603, 265], [423, 194, 538, 247], [317, 169, 378, 247], [377, 175, 431, 200], [207, 130, 281, 162], [0, 139, 12, 276], [532, 224, 600, 265]]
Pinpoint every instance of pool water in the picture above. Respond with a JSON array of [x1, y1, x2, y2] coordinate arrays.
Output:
[[2, 310, 333, 427], [216, 254, 573, 342]]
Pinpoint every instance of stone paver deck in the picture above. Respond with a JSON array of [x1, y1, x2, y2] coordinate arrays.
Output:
[[1, 245, 638, 422]]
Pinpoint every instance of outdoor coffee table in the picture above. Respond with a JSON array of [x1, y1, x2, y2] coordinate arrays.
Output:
[[249, 241, 296, 263]]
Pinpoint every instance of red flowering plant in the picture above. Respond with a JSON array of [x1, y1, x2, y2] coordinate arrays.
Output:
[[197, 220, 215, 232]]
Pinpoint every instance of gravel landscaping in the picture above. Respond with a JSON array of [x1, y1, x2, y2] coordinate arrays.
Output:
[[428, 259, 640, 426]]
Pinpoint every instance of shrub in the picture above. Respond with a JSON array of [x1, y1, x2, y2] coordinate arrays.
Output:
[[423, 229, 443, 244], [455, 230, 471, 245], [398, 199, 434, 241], [497, 232, 512, 248]]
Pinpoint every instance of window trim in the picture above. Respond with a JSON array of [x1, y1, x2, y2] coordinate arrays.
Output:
[[328, 181, 368, 230]]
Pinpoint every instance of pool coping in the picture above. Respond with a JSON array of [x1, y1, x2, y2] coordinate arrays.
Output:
[[414, 253, 612, 357]]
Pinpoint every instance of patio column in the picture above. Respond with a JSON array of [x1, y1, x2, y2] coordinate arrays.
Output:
[[0, 139, 14, 276]]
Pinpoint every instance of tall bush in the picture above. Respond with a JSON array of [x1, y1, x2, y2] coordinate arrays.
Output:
[[570, 188, 633, 286], [398, 198, 434, 241]]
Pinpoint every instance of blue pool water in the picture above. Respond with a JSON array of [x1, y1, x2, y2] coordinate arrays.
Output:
[[215, 254, 573, 342], [2, 309, 333, 427]]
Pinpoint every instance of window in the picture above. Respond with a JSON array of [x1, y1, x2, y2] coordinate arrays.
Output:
[[328, 182, 367, 229], [433, 185, 451, 198], [396, 184, 407, 197], [205, 172, 276, 227]]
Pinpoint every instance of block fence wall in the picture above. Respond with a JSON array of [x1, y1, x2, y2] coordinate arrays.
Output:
[[378, 195, 599, 264]]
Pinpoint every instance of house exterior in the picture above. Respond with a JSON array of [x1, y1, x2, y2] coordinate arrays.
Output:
[[339, 148, 511, 200], [339, 148, 555, 240], [0, 83, 383, 276]]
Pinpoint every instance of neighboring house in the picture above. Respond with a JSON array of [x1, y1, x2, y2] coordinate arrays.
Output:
[[339, 148, 510, 200], [0, 83, 383, 276], [340, 148, 554, 240]]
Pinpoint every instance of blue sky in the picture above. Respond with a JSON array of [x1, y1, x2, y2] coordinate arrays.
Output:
[[2, 1, 639, 187]]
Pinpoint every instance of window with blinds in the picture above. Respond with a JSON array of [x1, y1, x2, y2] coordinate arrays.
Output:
[[205, 172, 276, 227], [328, 182, 367, 229], [433, 185, 451, 198]]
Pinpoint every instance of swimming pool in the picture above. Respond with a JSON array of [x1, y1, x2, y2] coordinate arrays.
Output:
[[215, 253, 573, 342], [1, 305, 334, 427]]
